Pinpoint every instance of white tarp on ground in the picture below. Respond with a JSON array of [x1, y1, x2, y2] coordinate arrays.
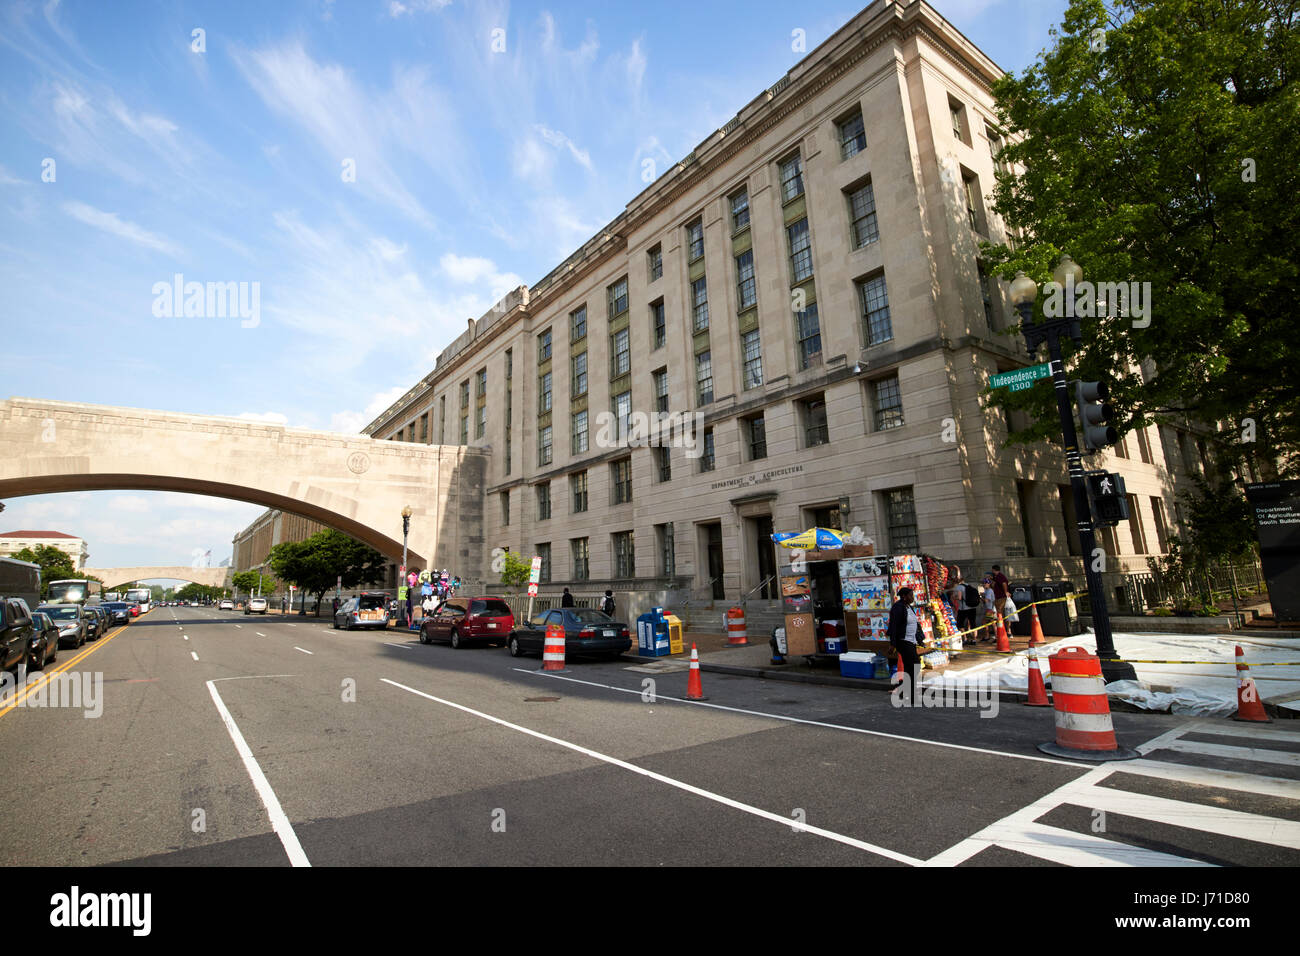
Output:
[[921, 630, 1300, 717]]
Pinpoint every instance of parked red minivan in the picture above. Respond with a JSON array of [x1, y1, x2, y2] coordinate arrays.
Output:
[[419, 597, 515, 648]]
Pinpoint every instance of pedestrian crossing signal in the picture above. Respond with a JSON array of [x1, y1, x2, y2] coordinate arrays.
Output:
[[1086, 470, 1130, 525]]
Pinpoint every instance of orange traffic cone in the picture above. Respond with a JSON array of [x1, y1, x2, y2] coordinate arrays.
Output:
[[1025, 646, 1050, 706], [686, 644, 707, 700], [1233, 645, 1271, 722], [1029, 604, 1045, 646], [995, 609, 1012, 653]]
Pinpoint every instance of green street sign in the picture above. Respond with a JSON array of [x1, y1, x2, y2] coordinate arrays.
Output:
[[990, 363, 1052, 392]]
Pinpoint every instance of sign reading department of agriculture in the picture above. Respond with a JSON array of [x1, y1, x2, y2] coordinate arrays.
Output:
[[1246, 480, 1300, 623], [989, 363, 1051, 392]]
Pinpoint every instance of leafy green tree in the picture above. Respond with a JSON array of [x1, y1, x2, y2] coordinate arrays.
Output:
[[12, 545, 76, 598], [498, 550, 531, 591], [231, 570, 263, 595], [981, 0, 1300, 555], [268, 529, 385, 616]]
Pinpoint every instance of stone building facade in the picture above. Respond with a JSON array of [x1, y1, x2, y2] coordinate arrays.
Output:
[[353, 0, 1213, 620]]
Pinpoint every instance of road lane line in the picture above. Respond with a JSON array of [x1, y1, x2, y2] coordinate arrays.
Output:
[[191, 651, 199, 661], [517, 669, 1086, 768], [381, 677, 923, 866], [234, 624, 242, 629], [206, 680, 310, 867], [293, 647, 313, 655], [383, 642, 413, 650], [256, 633, 267, 637], [0, 625, 130, 719]]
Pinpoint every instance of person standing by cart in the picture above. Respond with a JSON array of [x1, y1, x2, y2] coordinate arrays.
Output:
[[888, 586, 922, 703]]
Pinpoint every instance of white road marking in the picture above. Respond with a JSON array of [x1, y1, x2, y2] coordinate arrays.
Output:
[[383, 642, 413, 650], [256, 632, 267, 637], [294, 647, 313, 655], [1065, 786, 1300, 848], [190, 651, 199, 660], [234, 624, 242, 629], [1113, 759, 1300, 800], [518, 669, 1085, 768], [381, 677, 922, 866], [183, 635, 189, 641], [967, 820, 1214, 867], [285, 624, 296, 627], [1185, 721, 1300, 744], [1164, 738, 1300, 768], [206, 680, 310, 867]]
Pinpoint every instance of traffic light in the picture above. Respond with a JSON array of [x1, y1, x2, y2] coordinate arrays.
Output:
[[1086, 471, 1130, 525], [1076, 380, 1117, 451]]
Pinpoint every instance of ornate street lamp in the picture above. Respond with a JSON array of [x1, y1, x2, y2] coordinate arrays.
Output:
[[1008, 258, 1135, 682]]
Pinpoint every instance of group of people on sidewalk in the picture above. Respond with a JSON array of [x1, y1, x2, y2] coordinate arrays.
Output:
[[888, 564, 1022, 695]]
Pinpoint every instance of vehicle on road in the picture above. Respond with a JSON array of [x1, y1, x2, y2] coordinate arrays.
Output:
[[35, 604, 86, 648], [80, 606, 101, 641], [333, 593, 390, 630], [0, 598, 37, 671], [128, 603, 141, 617], [419, 597, 514, 648], [47, 578, 103, 606], [506, 607, 631, 661], [100, 602, 133, 626], [244, 597, 268, 614], [0, 557, 42, 610], [123, 588, 152, 613], [219, 599, 234, 611], [28, 611, 59, 670]]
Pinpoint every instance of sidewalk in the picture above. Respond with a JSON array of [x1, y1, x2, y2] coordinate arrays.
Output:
[[619, 627, 1300, 719]]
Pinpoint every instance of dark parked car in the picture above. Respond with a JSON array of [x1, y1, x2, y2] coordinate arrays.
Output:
[[419, 597, 514, 648], [79, 607, 102, 641], [333, 592, 390, 631], [100, 602, 133, 627], [90, 605, 114, 637], [35, 605, 87, 648], [507, 607, 631, 661], [28, 611, 59, 670], [0, 598, 37, 670]]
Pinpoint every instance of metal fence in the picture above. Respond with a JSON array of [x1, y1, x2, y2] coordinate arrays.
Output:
[[1093, 561, 1265, 617]]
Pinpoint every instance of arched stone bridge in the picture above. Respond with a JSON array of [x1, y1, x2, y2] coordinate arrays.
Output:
[[82, 566, 232, 591], [1, 398, 488, 578]]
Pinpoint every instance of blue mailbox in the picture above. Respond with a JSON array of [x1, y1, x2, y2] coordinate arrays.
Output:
[[637, 606, 671, 657]]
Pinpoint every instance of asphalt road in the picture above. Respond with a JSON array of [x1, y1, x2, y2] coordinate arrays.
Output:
[[1, 606, 1297, 867]]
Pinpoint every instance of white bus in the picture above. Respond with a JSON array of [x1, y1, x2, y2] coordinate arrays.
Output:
[[48, 578, 103, 606], [123, 587, 152, 613]]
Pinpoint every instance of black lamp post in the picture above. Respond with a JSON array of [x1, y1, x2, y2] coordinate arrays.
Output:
[[401, 505, 412, 627], [1008, 257, 1136, 683]]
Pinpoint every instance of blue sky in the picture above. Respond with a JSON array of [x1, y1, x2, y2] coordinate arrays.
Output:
[[1, 0, 1069, 573]]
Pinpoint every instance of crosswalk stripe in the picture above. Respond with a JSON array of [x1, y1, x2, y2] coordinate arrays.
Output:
[[1165, 738, 1300, 768], [977, 821, 1214, 867], [1065, 786, 1300, 848], [1182, 722, 1300, 745], [1114, 759, 1300, 800]]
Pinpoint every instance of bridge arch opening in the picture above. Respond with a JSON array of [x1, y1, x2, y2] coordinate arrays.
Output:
[[0, 474, 425, 567]]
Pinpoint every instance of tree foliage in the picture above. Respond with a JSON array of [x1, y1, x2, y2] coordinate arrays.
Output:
[[497, 550, 531, 591], [12, 545, 76, 597], [981, 0, 1300, 555], [268, 529, 386, 615]]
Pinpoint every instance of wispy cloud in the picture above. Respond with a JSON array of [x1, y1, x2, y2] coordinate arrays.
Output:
[[388, 0, 452, 16], [228, 40, 441, 231], [62, 201, 181, 257], [331, 384, 408, 434]]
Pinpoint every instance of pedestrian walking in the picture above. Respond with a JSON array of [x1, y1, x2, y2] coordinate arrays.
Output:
[[887, 586, 923, 702], [561, 587, 575, 608], [601, 590, 615, 615], [979, 576, 997, 642], [991, 564, 1019, 623]]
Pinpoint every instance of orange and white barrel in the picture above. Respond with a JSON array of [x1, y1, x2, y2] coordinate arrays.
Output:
[[726, 606, 748, 646], [1037, 646, 1137, 761], [542, 622, 566, 671]]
